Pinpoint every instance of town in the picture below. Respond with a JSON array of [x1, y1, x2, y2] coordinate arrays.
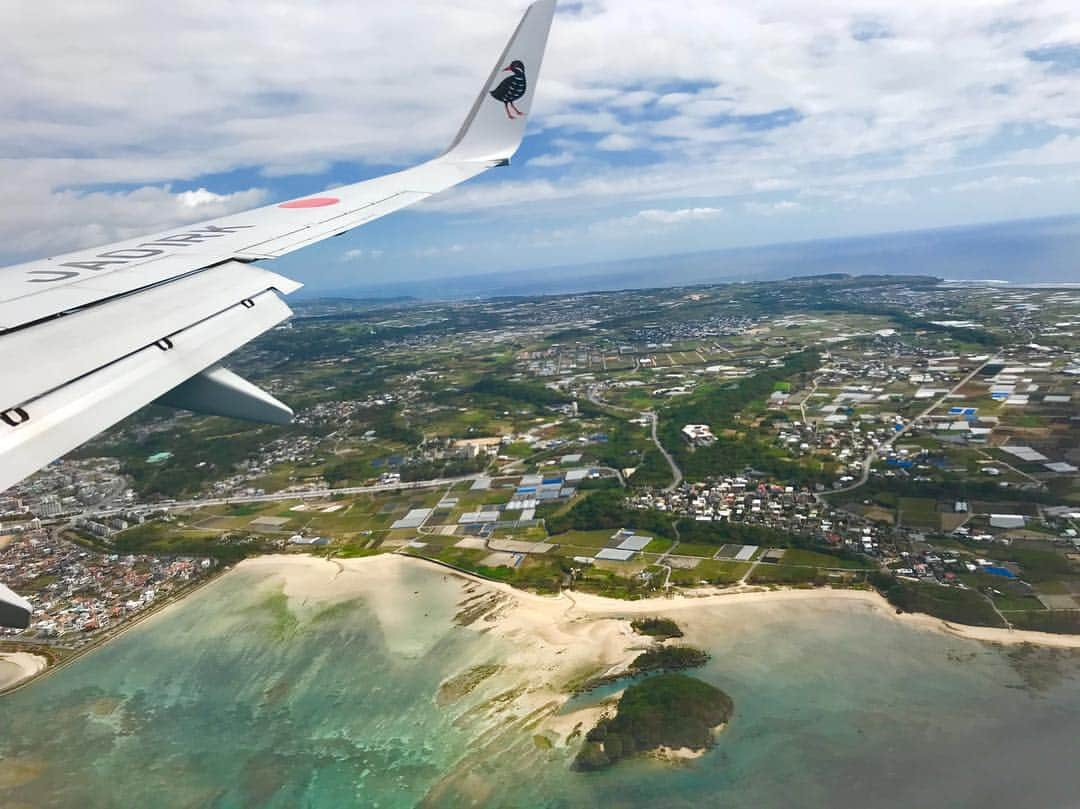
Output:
[[2, 274, 1079, 662]]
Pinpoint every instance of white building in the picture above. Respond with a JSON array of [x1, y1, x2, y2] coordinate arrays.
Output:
[[682, 424, 716, 447]]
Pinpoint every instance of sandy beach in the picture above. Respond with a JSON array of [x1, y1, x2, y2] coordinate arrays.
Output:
[[241, 553, 648, 737], [0, 652, 48, 692], [382, 556, 1080, 650], [240, 554, 1080, 661], [232, 552, 1080, 766], [4, 552, 1080, 809], [4, 551, 1077, 700]]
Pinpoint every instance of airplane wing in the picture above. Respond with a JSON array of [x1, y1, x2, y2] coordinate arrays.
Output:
[[0, 583, 31, 630], [0, 0, 557, 497]]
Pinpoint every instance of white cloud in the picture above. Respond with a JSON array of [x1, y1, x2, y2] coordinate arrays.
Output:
[[745, 200, 802, 215], [590, 206, 725, 238], [950, 175, 1041, 192], [3, 0, 1080, 267], [338, 248, 384, 262], [799, 185, 912, 206], [596, 133, 639, 152], [637, 207, 724, 224], [414, 243, 467, 258], [1007, 135, 1080, 166], [527, 151, 575, 168], [0, 184, 266, 259]]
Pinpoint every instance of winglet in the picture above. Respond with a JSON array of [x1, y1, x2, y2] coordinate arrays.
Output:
[[442, 0, 557, 164]]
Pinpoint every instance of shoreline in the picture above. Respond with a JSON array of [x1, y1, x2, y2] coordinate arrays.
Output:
[[0, 652, 48, 691], [4, 551, 1078, 698], [0, 564, 230, 697], [230, 555, 1080, 762], [397, 555, 1080, 650]]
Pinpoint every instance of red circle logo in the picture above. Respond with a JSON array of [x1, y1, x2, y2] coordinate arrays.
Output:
[[278, 197, 341, 209]]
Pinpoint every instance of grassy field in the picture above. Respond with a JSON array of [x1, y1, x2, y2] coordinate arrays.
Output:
[[669, 560, 750, 586], [551, 529, 620, 549], [781, 549, 873, 570], [1007, 610, 1080, 634], [748, 565, 822, 585], [883, 580, 1006, 628], [898, 497, 940, 529], [108, 522, 260, 561]]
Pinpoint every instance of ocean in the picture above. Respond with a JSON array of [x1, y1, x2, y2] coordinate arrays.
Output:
[[1, 559, 1077, 809], [301, 214, 1080, 302]]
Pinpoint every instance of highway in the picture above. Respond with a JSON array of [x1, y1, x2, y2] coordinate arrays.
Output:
[[130, 475, 482, 512]]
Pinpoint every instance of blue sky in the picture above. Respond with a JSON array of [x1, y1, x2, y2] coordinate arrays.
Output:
[[2, 0, 1080, 290]]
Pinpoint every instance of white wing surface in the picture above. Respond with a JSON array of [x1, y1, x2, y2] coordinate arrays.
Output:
[[0, 0, 557, 495]]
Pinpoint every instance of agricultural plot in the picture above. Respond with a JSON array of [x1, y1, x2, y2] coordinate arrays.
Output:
[[898, 497, 940, 530]]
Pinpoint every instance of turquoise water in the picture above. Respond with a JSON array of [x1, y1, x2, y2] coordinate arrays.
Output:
[[1, 563, 1078, 809]]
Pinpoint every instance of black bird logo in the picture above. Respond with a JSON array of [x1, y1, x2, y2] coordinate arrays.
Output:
[[490, 59, 527, 119]]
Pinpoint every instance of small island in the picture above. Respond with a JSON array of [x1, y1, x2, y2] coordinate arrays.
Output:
[[630, 617, 684, 640], [630, 644, 709, 673], [573, 673, 734, 771]]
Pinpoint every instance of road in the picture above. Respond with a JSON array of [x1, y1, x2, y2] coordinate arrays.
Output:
[[585, 386, 683, 492], [648, 411, 684, 493], [129, 475, 483, 513], [653, 519, 682, 588], [799, 377, 819, 426], [827, 356, 996, 498]]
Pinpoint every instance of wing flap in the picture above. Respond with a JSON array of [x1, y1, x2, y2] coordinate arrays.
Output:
[[0, 254, 287, 332], [0, 262, 300, 411], [0, 289, 292, 493]]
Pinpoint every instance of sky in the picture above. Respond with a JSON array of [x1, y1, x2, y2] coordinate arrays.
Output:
[[3, 0, 1080, 292]]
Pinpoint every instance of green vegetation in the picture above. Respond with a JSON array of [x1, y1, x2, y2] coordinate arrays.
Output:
[[1008, 611, 1080, 635], [749, 565, 825, 585], [898, 497, 939, 529], [657, 350, 826, 484], [333, 545, 382, 559], [75, 416, 293, 498], [870, 573, 1005, 628], [852, 478, 1067, 507], [469, 376, 570, 407], [590, 423, 657, 478], [669, 560, 750, 586], [780, 549, 873, 570], [110, 522, 261, 563], [546, 490, 675, 539], [631, 617, 684, 639], [804, 297, 1004, 347], [429, 547, 569, 595], [573, 674, 734, 771], [630, 645, 710, 673], [572, 565, 662, 600], [973, 546, 1075, 584], [674, 518, 790, 548]]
